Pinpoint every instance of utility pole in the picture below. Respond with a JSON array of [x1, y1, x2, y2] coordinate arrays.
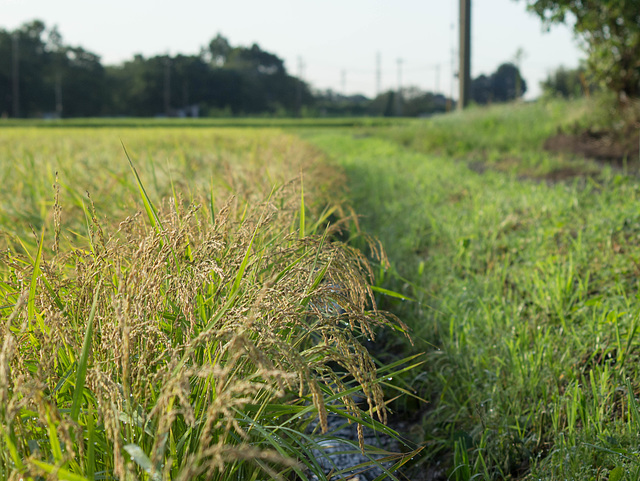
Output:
[[376, 52, 381, 96], [396, 58, 403, 116], [341, 69, 346, 95], [458, 0, 471, 110], [50, 27, 64, 118], [435, 64, 441, 94], [12, 32, 20, 118], [296, 56, 304, 116], [55, 71, 62, 118], [513, 47, 526, 100], [164, 54, 171, 116]]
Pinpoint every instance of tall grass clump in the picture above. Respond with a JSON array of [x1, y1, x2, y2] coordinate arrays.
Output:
[[0, 133, 415, 480]]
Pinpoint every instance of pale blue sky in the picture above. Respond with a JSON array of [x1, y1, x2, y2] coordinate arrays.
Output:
[[2, 0, 583, 99]]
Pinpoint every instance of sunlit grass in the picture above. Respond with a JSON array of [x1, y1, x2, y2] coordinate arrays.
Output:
[[306, 100, 640, 479], [0, 128, 417, 481], [374, 98, 606, 179]]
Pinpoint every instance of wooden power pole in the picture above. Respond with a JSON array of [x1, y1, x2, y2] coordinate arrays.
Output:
[[458, 0, 471, 110]]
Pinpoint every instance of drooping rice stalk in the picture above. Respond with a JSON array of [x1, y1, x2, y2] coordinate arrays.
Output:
[[0, 137, 416, 481]]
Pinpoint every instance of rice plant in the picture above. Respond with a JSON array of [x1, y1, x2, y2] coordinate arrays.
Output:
[[0, 131, 417, 480]]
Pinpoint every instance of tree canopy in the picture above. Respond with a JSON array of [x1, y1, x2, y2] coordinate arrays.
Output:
[[0, 21, 313, 118], [0, 20, 457, 118], [540, 64, 595, 98], [471, 62, 527, 104], [521, 0, 640, 100]]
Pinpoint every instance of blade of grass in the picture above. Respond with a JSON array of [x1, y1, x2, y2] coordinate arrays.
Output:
[[86, 404, 95, 480], [0, 424, 26, 473], [370, 285, 416, 302], [299, 175, 305, 239], [124, 444, 162, 481], [27, 227, 45, 332], [70, 279, 102, 422], [231, 226, 258, 297], [45, 407, 64, 464], [121, 141, 163, 234], [31, 460, 89, 481], [209, 176, 216, 224], [627, 379, 640, 428]]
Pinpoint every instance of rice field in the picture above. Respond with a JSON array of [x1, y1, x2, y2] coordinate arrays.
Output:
[[4, 97, 640, 481], [0, 127, 417, 481]]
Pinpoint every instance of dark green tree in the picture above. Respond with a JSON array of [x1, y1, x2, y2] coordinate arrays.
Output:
[[470, 74, 492, 104], [0, 20, 105, 117], [0, 22, 313, 117], [491, 63, 527, 101], [59, 47, 106, 116], [520, 0, 640, 99], [471, 63, 527, 104], [6, 20, 51, 117], [0, 29, 13, 116], [540, 65, 592, 98], [226, 44, 285, 76], [206, 33, 231, 66], [105, 54, 169, 116]]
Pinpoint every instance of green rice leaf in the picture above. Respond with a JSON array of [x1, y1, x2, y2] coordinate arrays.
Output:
[[124, 443, 162, 481], [121, 141, 163, 234], [27, 227, 45, 331], [70, 280, 102, 422], [31, 459, 89, 481], [231, 228, 257, 296], [86, 405, 96, 480], [0, 424, 25, 472], [299, 175, 305, 239], [369, 285, 415, 302], [45, 407, 64, 464]]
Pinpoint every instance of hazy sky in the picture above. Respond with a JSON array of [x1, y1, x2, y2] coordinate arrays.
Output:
[[2, 0, 584, 99]]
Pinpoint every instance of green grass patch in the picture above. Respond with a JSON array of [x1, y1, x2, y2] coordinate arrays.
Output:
[[373, 98, 610, 179], [305, 101, 640, 479]]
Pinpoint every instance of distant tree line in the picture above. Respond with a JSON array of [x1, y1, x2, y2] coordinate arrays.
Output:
[[0, 21, 313, 118], [314, 87, 449, 117], [2, 20, 532, 119]]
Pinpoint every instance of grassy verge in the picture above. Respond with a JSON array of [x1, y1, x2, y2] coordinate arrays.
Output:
[[373, 98, 611, 180], [306, 100, 640, 479], [0, 128, 415, 480]]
